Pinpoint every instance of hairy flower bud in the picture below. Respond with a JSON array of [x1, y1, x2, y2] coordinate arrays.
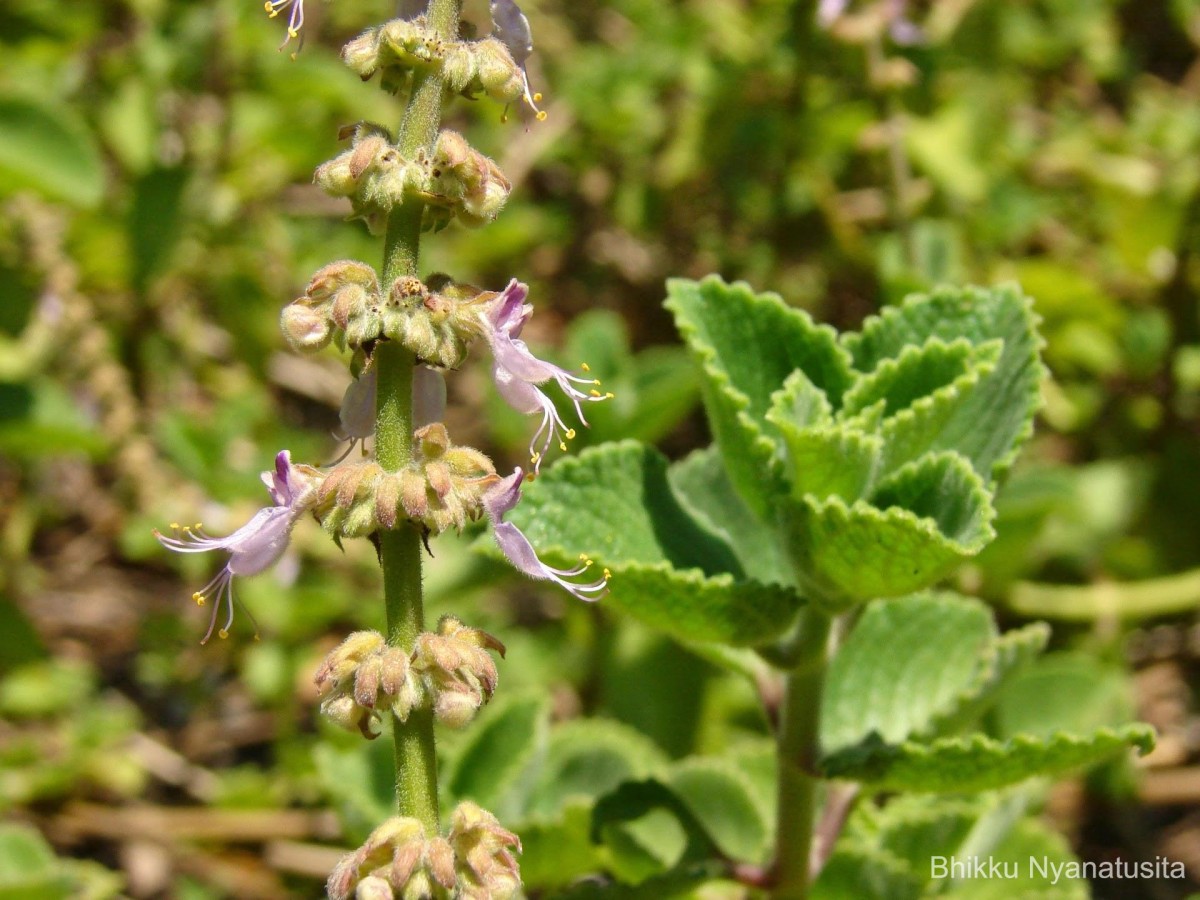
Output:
[[412, 616, 505, 729], [280, 301, 332, 351], [450, 802, 522, 900], [343, 28, 382, 78], [315, 631, 423, 738], [329, 816, 457, 900], [355, 875, 395, 900], [474, 37, 524, 106]]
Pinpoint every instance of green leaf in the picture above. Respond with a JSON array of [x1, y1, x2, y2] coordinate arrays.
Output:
[[591, 756, 772, 867], [0, 824, 75, 899], [780, 456, 995, 608], [517, 802, 610, 890], [504, 442, 805, 645], [444, 694, 549, 820], [991, 653, 1133, 740], [664, 757, 771, 863], [821, 593, 998, 753], [0, 95, 105, 208], [525, 718, 668, 820], [820, 725, 1155, 792], [774, 420, 882, 502], [666, 276, 854, 516], [667, 447, 794, 587], [842, 284, 1044, 484]]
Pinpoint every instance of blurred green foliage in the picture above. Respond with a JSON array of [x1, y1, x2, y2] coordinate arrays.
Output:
[[2, 0, 1200, 896]]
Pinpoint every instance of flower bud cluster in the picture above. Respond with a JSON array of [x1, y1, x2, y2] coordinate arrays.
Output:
[[315, 619, 505, 736], [281, 262, 490, 367], [314, 126, 511, 234], [327, 802, 521, 900], [327, 816, 456, 900], [317, 423, 498, 539], [315, 631, 420, 739], [413, 616, 505, 729], [342, 17, 529, 111]]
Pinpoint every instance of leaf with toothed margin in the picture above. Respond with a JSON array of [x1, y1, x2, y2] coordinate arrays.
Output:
[[821, 593, 1051, 755], [842, 283, 1045, 484], [819, 725, 1155, 792], [780, 454, 996, 610], [774, 421, 883, 503], [665, 276, 854, 518], [821, 593, 999, 754], [843, 337, 1003, 480], [493, 441, 805, 646], [667, 446, 794, 587]]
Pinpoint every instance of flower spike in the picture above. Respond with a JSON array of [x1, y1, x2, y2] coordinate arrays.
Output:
[[482, 279, 613, 473], [484, 467, 609, 601], [155, 451, 322, 643]]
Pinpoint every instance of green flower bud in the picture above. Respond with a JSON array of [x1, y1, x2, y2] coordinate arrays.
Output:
[[474, 37, 524, 105], [342, 28, 382, 79], [412, 616, 505, 730], [315, 631, 423, 737], [442, 42, 477, 95]]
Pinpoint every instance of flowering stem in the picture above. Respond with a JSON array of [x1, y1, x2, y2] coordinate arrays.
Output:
[[375, 0, 463, 832], [771, 608, 833, 900]]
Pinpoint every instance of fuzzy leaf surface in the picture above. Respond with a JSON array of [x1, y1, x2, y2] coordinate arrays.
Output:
[[821, 593, 998, 753], [780, 455, 995, 608], [842, 284, 1044, 484], [820, 726, 1155, 792], [665, 276, 853, 516], [504, 442, 804, 645]]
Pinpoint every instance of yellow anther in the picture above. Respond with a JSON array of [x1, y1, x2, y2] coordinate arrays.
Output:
[[603, 568, 612, 580], [170, 522, 180, 530], [264, 1, 274, 11], [581, 362, 591, 372], [536, 111, 548, 121], [193, 593, 205, 606], [194, 523, 203, 531], [218, 629, 229, 640], [589, 389, 602, 398], [558, 442, 567, 452], [531, 451, 541, 463], [288, 26, 299, 37], [606, 392, 615, 399], [592, 379, 602, 385], [565, 428, 576, 440], [579, 553, 589, 562], [533, 92, 543, 103]]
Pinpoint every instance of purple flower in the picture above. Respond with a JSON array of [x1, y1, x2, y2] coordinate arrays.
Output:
[[484, 467, 609, 601], [482, 280, 612, 474], [155, 451, 321, 643]]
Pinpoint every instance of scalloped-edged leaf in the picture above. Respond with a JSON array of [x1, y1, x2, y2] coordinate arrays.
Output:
[[775, 421, 883, 502], [504, 442, 805, 645], [820, 726, 1155, 792], [818, 793, 1088, 899], [842, 337, 997, 419], [870, 341, 1002, 478], [843, 284, 1044, 483], [768, 367, 835, 430], [930, 622, 1051, 735], [517, 801, 609, 890], [444, 695, 549, 819], [667, 447, 793, 587], [665, 276, 854, 516], [991, 653, 1133, 741], [821, 593, 998, 753], [868, 452, 997, 549], [811, 843, 924, 900], [665, 758, 771, 863], [525, 718, 668, 820], [780, 456, 995, 609], [605, 565, 802, 646], [591, 758, 772, 867]]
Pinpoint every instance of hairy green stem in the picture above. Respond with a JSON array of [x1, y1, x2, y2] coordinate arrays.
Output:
[[375, 0, 463, 832], [771, 609, 833, 900]]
